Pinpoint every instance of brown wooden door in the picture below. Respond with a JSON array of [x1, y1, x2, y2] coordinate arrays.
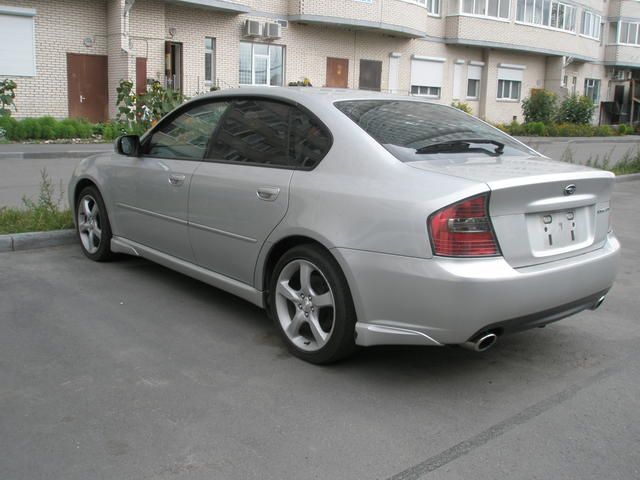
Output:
[[136, 57, 147, 95], [359, 59, 382, 91], [67, 53, 108, 123], [326, 57, 349, 88]]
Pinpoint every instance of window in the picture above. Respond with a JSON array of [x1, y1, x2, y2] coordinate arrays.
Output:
[[497, 80, 521, 100], [290, 108, 332, 169], [467, 79, 480, 98], [516, 0, 576, 31], [462, 0, 509, 19], [146, 102, 229, 160], [239, 42, 284, 86], [411, 57, 444, 99], [205, 37, 215, 84], [617, 21, 640, 45], [581, 11, 601, 39], [467, 64, 482, 99], [497, 65, 524, 100], [334, 100, 534, 158], [401, 0, 440, 15], [0, 7, 36, 76], [584, 78, 600, 104], [207, 99, 290, 166]]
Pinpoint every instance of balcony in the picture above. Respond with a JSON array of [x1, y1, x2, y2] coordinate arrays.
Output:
[[288, 0, 429, 38], [164, 0, 250, 14], [445, 14, 600, 60], [605, 45, 640, 68]]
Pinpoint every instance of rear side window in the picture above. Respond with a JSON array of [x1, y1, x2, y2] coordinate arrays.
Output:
[[145, 101, 229, 160], [206, 99, 290, 166], [290, 107, 332, 170]]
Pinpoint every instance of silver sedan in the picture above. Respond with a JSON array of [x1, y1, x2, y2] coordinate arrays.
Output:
[[69, 88, 620, 363]]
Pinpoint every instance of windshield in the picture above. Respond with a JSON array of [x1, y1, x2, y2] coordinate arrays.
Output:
[[334, 100, 537, 161]]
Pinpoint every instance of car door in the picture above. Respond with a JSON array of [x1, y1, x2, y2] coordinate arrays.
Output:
[[188, 98, 295, 285], [117, 100, 230, 261]]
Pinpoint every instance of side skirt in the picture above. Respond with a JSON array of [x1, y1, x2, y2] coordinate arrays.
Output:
[[111, 236, 265, 308]]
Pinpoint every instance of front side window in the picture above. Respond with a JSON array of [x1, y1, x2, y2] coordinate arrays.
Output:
[[334, 99, 534, 160], [206, 99, 290, 166], [145, 101, 229, 160], [205, 37, 215, 84], [516, 0, 576, 31], [462, 0, 509, 19], [239, 42, 285, 86], [497, 79, 521, 100], [584, 78, 600, 104]]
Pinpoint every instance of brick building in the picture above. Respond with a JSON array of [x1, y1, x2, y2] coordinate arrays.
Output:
[[1, 0, 639, 124]]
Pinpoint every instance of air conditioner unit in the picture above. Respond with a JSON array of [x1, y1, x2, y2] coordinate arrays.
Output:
[[263, 22, 282, 39], [243, 20, 261, 37]]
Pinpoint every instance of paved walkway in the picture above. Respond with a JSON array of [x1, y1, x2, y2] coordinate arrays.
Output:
[[0, 142, 113, 159]]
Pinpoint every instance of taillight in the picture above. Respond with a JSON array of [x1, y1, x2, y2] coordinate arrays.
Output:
[[428, 193, 500, 257]]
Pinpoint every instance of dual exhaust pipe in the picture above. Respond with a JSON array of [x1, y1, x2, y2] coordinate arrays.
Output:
[[461, 294, 607, 352]]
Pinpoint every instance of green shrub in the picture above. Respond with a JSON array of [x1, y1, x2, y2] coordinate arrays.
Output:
[[523, 121, 547, 136], [522, 89, 557, 124], [0, 169, 73, 234], [594, 125, 613, 136], [556, 95, 596, 125], [451, 101, 473, 114]]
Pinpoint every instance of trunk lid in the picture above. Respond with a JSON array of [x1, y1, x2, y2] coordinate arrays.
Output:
[[409, 155, 615, 268]]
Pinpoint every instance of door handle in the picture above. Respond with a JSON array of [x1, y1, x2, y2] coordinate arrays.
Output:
[[256, 187, 280, 201], [80, 95, 86, 103], [168, 174, 186, 186]]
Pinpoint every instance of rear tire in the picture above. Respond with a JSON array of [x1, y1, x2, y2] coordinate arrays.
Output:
[[268, 244, 357, 364], [76, 186, 113, 262]]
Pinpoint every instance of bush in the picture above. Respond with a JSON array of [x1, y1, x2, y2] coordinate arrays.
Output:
[[523, 121, 547, 136], [594, 125, 613, 137], [451, 101, 473, 114], [522, 89, 557, 124], [0, 169, 73, 234], [556, 95, 596, 125]]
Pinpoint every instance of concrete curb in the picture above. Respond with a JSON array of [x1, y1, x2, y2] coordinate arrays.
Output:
[[0, 229, 77, 253], [0, 150, 110, 160], [616, 172, 640, 183]]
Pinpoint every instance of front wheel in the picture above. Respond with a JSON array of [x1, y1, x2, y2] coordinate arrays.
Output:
[[76, 186, 113, 262], [269, 245, 357, 364]]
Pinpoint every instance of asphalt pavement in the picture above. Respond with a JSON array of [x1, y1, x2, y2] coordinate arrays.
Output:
[[1, 181, 639, 480]]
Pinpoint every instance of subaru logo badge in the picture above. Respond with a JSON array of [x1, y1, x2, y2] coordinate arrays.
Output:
[[564, 184, 576, 196]]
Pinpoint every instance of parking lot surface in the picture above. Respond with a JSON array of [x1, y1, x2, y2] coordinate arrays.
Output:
[[1, 181, 639, 480]]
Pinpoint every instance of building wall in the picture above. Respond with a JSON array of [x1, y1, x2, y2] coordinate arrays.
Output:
[[1, 0, 639, 124], [0, 0, 108, 118]]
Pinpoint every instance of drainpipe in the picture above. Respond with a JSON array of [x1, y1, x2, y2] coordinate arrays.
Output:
[[122, 0, 135, 53]]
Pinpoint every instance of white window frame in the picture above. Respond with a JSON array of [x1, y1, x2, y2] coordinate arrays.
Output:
[[584, 78, 600, 104], [580, 11, 601, 40], [617, 21, 640, 45], [0, 6, 37, 77], [467, 79, 480, 99], [411, 85, 441, 98], [239, 42, 285, 86], [399, 0, 441, 16], [497, 79, 522, 100], [204, 37, 215, 85], [461, 0, 510, 20], [515, 0, 577, 33]]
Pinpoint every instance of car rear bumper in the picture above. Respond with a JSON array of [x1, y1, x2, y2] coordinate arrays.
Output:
[[333, 233, 620, 346]]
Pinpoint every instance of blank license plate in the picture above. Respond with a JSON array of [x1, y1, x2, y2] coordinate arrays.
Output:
[[539, 210, 579, 249]]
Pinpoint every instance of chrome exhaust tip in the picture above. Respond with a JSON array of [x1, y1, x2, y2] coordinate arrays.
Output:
[[461, 332, 498, 352], [590, 295, 606, 310]]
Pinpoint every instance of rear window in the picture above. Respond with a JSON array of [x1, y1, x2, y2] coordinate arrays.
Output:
[[334, 100, 536, 160]]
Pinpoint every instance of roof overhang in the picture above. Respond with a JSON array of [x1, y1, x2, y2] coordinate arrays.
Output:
[[288, 14, 425, 38], [165, 0, 251, 14]]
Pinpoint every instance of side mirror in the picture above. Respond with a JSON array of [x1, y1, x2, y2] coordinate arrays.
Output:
[[116, 135, 141, 157]]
